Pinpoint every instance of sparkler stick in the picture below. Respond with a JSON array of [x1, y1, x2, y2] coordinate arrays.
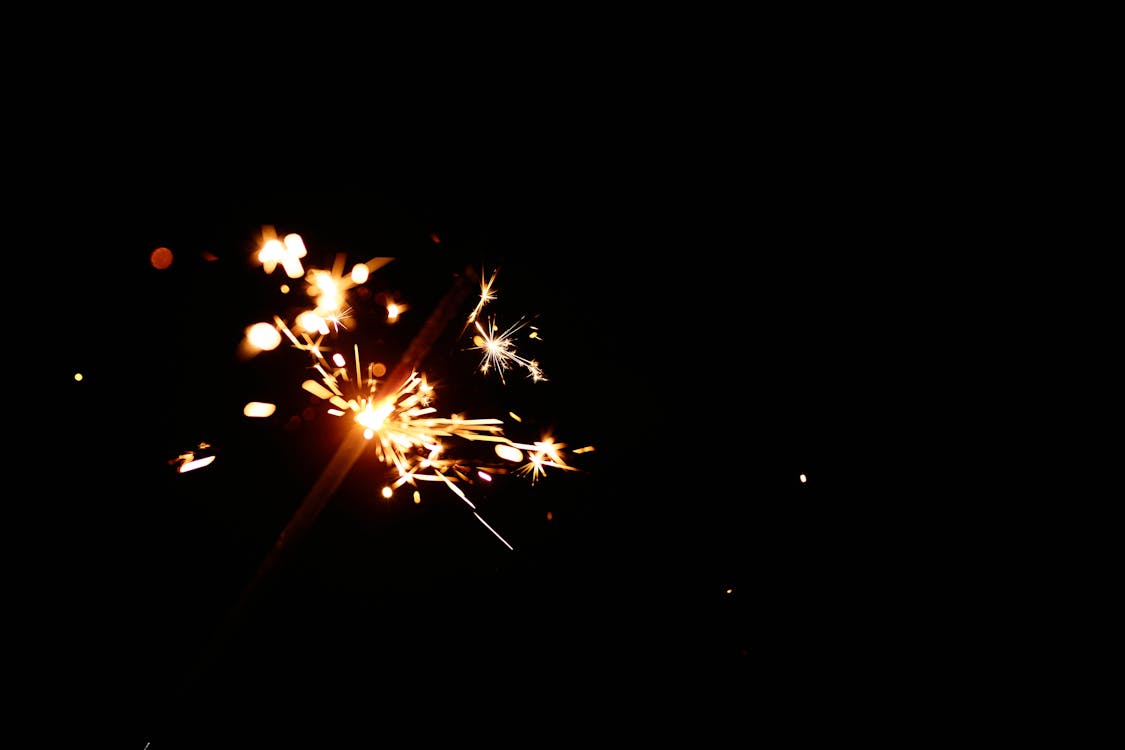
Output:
[[191, 263, 481, 687]]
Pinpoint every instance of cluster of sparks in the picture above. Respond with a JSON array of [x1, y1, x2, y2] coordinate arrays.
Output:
[[465, 269, 546, 383], [232, 228, 590, 549]]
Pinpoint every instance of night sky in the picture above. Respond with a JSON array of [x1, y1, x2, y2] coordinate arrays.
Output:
[[38, 181, 889, 743]]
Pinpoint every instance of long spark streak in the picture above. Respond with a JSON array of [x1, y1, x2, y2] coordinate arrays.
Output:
[[473, 511, 514, 550]]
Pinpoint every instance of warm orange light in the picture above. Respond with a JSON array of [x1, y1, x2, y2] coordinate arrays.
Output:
[[150, 246, 173, 270]]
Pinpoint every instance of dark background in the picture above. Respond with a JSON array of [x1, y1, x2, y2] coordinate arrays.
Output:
[[35, 176, 900, 742]]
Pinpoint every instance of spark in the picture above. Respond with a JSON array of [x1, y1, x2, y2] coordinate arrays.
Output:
[[508, 435, 577, 484], [470, 315, 546, 383], [466, 267, 499, 325], [255, 238, 585, 548], [178, 455, 217, 473], [325, 306, 353, 332], [171, 443, 217, 473], [297, 339, 536, 546]]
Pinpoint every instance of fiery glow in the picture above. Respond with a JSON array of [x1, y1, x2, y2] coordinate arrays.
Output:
[[252, 237, 586, 548]]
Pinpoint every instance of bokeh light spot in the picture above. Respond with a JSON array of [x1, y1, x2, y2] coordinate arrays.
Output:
[[150, 246, 173, 270]]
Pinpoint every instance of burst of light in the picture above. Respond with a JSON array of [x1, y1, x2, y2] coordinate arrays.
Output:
[[470, 315, 546, 383], [255, 239, 587, 548]]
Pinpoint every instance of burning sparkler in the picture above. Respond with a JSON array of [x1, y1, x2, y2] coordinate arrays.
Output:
[[243, 231, 587, 549], [182, 219, 595, 699]]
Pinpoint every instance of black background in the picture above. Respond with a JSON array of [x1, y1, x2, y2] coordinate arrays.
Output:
[[34, 171, 903, 742]]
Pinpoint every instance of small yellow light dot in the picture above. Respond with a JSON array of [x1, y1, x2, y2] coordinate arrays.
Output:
[[381, 486, 393, 499], [73, 372, 83, 382], [725, 588, 733, 595]]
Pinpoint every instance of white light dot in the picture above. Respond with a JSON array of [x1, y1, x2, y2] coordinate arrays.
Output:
[[799, 473, 807, 483]]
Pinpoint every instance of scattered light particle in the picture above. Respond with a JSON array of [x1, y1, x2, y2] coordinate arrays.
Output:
[[381, 486, 393, 499], [350, 263, 369, 284], [495, 444, 524, 463], [246, 322, 282, 351], [799, 473, 807, 483], [431, 232, 441, 244], [73, 372, 83, 382], [413, 491, 421, 504], [178, 455, 216, 473], [546, 511, 553, 521], [477, 470, 492, 482], [243, 402, 277, 418], [725, 588, 734, 595], [296, 310, 328, 335], [150, 246, 173, 270]]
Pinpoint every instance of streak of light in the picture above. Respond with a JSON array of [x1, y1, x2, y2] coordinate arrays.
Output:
[[178, 455, 217, 473]]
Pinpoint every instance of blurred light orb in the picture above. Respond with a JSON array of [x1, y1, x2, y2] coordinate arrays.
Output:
[[150, 246, 174, 270], [495, 444, 523, 463], [246, 322, 282, 351], [243, 402, 277, 418]]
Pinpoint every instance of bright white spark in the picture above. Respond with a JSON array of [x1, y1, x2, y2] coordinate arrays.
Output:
[[470, 316, 546, 383]]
